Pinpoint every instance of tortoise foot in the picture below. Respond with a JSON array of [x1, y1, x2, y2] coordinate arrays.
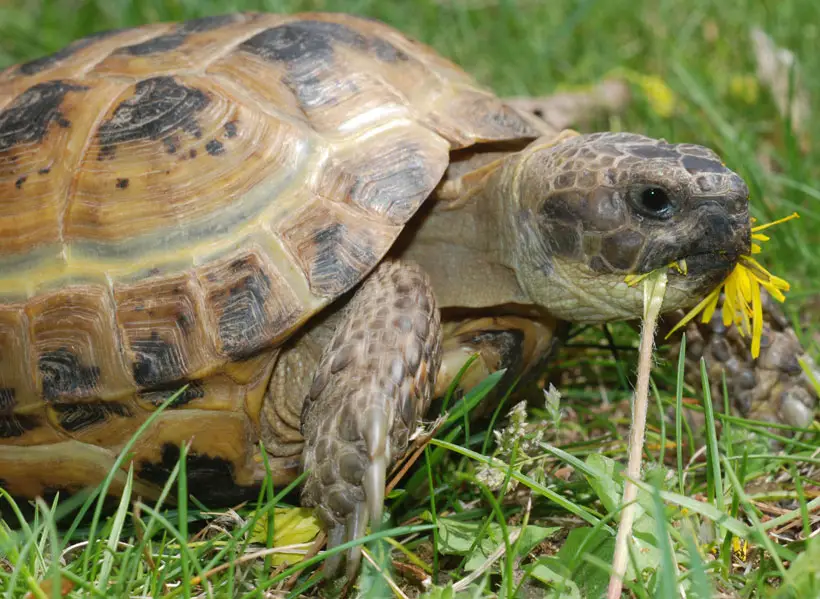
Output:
[[663, 291, 817, 429], [299, 260, 442, 579]]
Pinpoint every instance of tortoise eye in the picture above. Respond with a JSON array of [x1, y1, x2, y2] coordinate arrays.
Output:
[[631, 186, 676, 219]]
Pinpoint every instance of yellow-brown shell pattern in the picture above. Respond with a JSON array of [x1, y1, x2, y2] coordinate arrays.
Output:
[[0, 12, 540, 496]]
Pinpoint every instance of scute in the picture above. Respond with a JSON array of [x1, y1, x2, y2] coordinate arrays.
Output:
[[196, 249, 302, 359], [0, 12, 540, 495]]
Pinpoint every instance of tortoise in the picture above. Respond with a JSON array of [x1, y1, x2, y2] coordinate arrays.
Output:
[[0, 11, 815, 578]]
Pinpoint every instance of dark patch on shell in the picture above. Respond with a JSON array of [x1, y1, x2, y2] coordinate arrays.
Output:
[[188, 148, 197, 159], [347, 143, 434, 223], [52, 401, 131, 433], [131, 332, 185, 388], [116, 33, 186, 56], [14, 176, 26, 189], [223, 121, 238, 138], [163, 136, 179, 155], [139, 442, 251, 501], [178, 14, 241, 33], [307, 222, 377, 296], [0, 413, 39, 438], [240, 21, 407, 109], [370, 36, 409, 62], [241, 21, 366, 63], [138, 380, 205, 408], [217, 267, 273, 359], [0, 388, 14, 412], [0, 80, 88, 152], [205, 139, 225, 156], [97, 145, 116, 161], [115, 177, 129, 189], [96, 76, 209, 159], [176, 312, 191, 333], [38, 166, 51, 175], [115, 13, 242, 56], [16, 29, 121, 75], [39, 348, 101, 401]]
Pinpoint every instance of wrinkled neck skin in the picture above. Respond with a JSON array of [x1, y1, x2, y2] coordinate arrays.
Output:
[[394, 155, 529, 313]]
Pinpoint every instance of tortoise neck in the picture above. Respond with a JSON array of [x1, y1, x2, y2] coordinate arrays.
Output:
[[394, 171, 529, 309]]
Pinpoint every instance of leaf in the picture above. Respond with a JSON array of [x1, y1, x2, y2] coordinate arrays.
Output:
[[435, 517, 558, 572], [436, 518, 487, 555], [583, 454, 656, 536], [556, 527, 615, 598], [419, 584, 456, 599], [432, 439, 609, 530], [249, 507, 322, 566], [419, 583, 483, 599], [527, 557, 582, 598], [776, 535, 820, 599], [554, 526, 662, 598], [584, 453, 623, 515], [517, 524, 561, 560], [651, 485, 678, 599], [443, 369, 506, 429], [629, 481, 753, 539]]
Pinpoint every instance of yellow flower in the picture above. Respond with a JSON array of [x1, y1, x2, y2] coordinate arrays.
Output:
[[665, 212, 799, 358], [637, 75, 677, 118], [729, 74, 760, 105], [607, 68, 678, 118]]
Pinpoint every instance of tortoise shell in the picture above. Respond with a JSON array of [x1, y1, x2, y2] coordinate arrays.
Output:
[[0, 12, 540, 497]]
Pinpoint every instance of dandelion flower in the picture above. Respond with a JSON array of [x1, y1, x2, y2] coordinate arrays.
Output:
[[610, 68, 677, 118], [665, 212, 799, 358]]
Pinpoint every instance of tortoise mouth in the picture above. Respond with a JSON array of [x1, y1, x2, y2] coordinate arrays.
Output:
[[672, 249, 741, 275], [660, 250, 738, 299]]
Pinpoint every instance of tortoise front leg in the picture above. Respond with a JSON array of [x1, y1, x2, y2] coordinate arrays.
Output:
[[299, 260, 441, 579], [661, 292, 817, 428]]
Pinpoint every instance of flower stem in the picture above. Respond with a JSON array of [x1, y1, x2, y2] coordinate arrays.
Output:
[[607, 271, 668, 599]]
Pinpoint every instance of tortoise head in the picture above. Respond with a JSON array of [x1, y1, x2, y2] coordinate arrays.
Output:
[[504, 131, 751, 322]]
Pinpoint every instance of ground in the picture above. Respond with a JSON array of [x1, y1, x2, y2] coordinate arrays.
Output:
[[0, 1, 818, 598]]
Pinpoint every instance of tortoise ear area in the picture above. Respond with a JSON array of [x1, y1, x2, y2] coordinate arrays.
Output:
[[529, 188, 633, 272], [599, 228, 646, 272], [539, 188, 628, 236]]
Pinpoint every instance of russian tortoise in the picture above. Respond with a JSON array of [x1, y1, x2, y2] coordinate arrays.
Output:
[[0, 11, 800, 577]]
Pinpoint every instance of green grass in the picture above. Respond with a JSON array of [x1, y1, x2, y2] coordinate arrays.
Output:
[[1, 0, 819, 597]]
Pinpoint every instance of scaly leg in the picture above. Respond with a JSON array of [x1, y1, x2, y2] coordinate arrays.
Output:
[[299, 260, 442, 579], [661, 291, 817, 428]]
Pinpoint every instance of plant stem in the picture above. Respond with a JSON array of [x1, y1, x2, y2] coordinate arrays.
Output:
[[607, 272, 668, 599]]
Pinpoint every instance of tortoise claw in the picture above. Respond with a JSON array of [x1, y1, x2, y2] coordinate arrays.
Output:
[[364, 412, 387, 529], [344, 502, 368, 580], [323, 524, 345, 579], [299, 260, 442, 580], [323, 451, 386, 580]]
